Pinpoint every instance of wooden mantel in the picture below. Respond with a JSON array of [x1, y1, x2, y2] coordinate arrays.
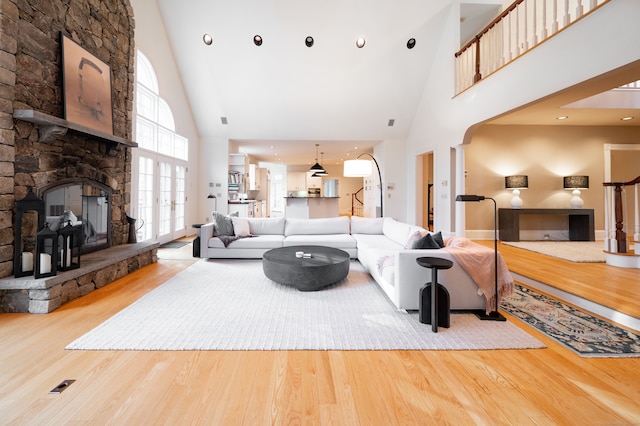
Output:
[[13, 109, 137, 148]]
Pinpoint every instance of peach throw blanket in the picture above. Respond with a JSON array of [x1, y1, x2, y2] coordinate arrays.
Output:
[[443, 237, 514, 313]]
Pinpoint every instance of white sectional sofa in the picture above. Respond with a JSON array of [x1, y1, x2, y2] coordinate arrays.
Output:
[[199, 215, 486, 311]]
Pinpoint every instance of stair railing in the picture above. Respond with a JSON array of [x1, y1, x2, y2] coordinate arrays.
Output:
[[603, 176, 640, 253], [455, 0, 611, 95], [352, 187, 364, 217]]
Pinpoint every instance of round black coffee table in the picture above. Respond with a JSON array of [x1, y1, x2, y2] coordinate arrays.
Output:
[[263, 245, 350, 291]]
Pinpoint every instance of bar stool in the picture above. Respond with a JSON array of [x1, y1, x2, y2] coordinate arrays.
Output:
[[416, 257, 452, 332]]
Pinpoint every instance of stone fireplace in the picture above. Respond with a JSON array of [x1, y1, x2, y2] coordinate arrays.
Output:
[[0, 1, 159, 313], [0, 0, 137, 280]]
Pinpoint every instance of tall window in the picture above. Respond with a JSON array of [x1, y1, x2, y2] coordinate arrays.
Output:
[[134, 50, 189, 242]]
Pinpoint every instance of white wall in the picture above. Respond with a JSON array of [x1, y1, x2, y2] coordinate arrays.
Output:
[[406, 0, 640, 236]]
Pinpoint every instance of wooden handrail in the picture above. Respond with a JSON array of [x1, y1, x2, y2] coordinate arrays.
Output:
[[455, 0, 525, 58], [603, 176, 640, 187]]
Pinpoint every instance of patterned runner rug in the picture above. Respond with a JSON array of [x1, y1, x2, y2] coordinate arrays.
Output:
[[501, 284, 640, 357], [66, 260, 544, 351]]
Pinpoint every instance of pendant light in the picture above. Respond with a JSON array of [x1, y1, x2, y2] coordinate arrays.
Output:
[[313, 152, 328, 176], [309, 144, 325, 173]]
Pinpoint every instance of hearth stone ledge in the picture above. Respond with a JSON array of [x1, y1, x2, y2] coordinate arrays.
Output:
[[0, 242, 159, 314]]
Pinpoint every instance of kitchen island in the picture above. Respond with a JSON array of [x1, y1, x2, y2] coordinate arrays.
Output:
[[228, 200, 257, 217], [284, 197, 339, 219]]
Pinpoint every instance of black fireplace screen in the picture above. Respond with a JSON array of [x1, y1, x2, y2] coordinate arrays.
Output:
[[40, 179, 111, 254]]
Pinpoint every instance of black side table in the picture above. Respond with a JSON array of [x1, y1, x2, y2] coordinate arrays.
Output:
[[192, 224, 203, 257], [416, 257, 453, 332]]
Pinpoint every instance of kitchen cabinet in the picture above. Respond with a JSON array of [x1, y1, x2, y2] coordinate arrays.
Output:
[[287, 172, 307, 191], [306, 172, 322, 189], [249, 164, 263, 190]]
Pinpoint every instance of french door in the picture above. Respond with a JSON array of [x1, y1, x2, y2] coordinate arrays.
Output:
[[134, 150, 187, 244]]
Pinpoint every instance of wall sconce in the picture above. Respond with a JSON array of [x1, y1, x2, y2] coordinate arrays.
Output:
[[564, 176, 589, 209], [35, 223, 58, 279], [505, 175, 528, 209]]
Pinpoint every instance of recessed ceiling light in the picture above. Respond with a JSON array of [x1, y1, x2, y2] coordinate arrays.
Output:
[[388, 119, 395, 127], [203, 34, 213, 45], [407, 38, 416, 49], [221, 117, 228, 125], [305, 36, 314, 47], [356, 37, 366, 48], [253, 35, 263, 46], [556, 116, 569, 120], [621, 116, 635, 121]]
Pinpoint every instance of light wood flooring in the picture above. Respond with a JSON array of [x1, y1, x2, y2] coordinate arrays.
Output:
[[1, 240, 639, 425]]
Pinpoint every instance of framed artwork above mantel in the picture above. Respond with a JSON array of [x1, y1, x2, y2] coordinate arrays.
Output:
[[61, 33, 114, 136]]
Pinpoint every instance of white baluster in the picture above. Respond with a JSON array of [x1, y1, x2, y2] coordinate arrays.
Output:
[[635, 183, 640, 242], [576, 0, 584, 18], [552, 0, 559, 33], [604, 186, 612, 251], [532, 0, 538, 46], [563, 0, 570, 27]]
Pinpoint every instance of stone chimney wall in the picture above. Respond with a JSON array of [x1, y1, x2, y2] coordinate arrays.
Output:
[[0, 0, 135, 278]]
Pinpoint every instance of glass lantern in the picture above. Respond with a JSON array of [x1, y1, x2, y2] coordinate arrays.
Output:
[[58, 220, 82, 271], [34, 223, 58, 279], [14, 189, 45, 277]]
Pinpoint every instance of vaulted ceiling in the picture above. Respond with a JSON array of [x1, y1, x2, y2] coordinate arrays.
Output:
[[154, 0, 640, 166]]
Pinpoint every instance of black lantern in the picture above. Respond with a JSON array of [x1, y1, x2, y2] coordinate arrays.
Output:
[[58, 221, 82, 271], [14, 189, 45, 277], [34, 223, 58, 279]]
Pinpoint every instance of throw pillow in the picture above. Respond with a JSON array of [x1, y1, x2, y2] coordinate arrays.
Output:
[[212, 211, 238, 236], [412, 233, 441, 249], [404, 230, 425, 249], [431, 231, 445, 248], [231, 217, 251, 237]]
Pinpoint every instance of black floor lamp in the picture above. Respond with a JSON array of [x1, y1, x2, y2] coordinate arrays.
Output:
[[455, 194, 506, 321], [343, 153, 383, 217]]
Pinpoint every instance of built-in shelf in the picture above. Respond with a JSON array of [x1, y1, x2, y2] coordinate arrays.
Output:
[[13, 109, 137, 148]]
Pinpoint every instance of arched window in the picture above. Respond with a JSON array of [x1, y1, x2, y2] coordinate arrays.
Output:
[[135, 50, 187, 160]]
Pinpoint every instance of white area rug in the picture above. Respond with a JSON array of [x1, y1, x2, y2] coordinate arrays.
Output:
[[66, 260, 545, 351], [501, 241, 606, 262]]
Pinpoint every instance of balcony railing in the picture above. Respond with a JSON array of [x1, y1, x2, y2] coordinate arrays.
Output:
[[455, 0, 611, 94]]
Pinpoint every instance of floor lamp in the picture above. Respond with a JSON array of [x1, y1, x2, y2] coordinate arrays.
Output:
[[455, 194, 506, 321], [343, 153, 383, 217]]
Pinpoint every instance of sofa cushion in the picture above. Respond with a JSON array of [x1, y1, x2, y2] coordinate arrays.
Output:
[[284, 234, 357, 249], [382, 218, 414, 246], [232, 217, 251, 237], [247, 217, 286, 235], [212, 211, 238, 236], [350, 216, 384, 234], [352, 234, 402, 251], [208, 235, 284, 249], [284, 216, 350, 236]]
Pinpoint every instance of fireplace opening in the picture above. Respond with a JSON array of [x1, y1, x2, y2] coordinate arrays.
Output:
[[39, 179, 112, 254]]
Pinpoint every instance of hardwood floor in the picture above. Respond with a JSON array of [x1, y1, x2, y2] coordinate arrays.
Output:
[[1, 243, 639, 424]]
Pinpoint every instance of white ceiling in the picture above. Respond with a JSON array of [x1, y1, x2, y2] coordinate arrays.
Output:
[[154, 0, 640, 166]]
